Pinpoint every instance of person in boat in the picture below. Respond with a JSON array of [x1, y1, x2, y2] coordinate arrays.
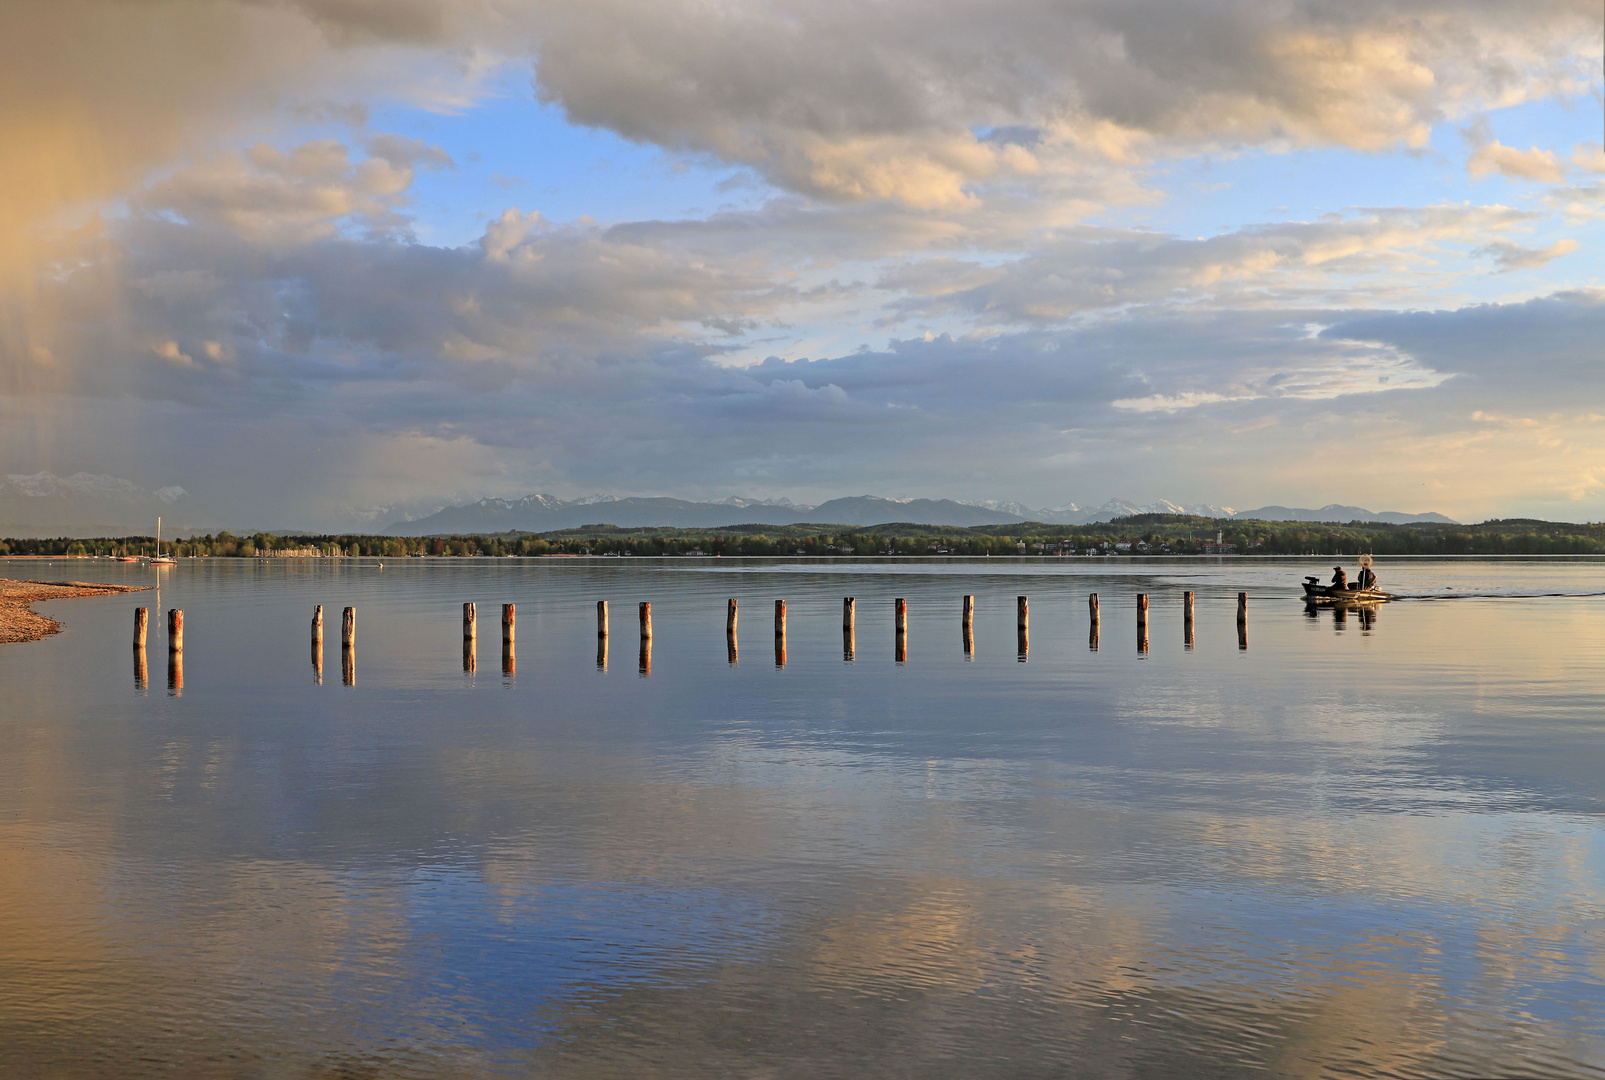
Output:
[[1330, 565, 1348, 590], [1356, 554, 1377, 591]]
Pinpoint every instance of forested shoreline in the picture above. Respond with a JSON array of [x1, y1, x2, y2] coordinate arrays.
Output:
[[5, 514, 1605, 558]]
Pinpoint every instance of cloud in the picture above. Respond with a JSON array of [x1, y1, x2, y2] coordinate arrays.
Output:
[[1473, 238, 1579, 272], [1468, 139, 1566, 182]]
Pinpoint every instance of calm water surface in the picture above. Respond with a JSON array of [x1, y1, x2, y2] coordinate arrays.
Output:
[[2, 556, 1603, 1077]]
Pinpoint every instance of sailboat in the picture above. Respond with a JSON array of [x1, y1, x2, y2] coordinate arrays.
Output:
[[149, 516, 176, 565]]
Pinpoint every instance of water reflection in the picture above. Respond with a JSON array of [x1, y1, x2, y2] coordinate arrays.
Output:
[[2, 558, 1603, 1079], [133, 645, 148, 691], [842, 626, 855, 663], [638, 637, 651, 677], [1016, 626, 1028, 662], [311, 639, 323, 685], [501, 642, 515, 678], [341, 644, 355, 686], [596, 634, 608, 672]]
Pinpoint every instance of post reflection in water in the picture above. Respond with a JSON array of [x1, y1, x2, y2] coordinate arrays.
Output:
[[842, 626, 855, 663], [166, 650, 182, 696], [596, 634, 608, 672], [1358, 604, 1378, 632], [1089, 622, 1100, 651], [501, 642, 515, 678], [638, 637, 651, 677], [133, 647, 147, 691], [463, 638, 476, 674], [727, 632, 738, 666], [311, 639, 323, 685], [1016, 627, 1028, 663], [774, 636, 786, 669], [341, 645, 355, 686], [962, 624, 974, 660]]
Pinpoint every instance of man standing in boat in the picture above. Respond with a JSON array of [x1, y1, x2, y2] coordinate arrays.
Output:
[[1357, 554, 1377, 591]]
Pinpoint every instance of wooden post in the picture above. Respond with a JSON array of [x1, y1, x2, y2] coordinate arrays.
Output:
[[727, 635, 738, 666], [1137, 593, 1149, 654], [843, 596, 855, 631], [597, 600, 609, 637], [596, 634, 608, 672], [168, 609, 183, 652], [133, 606, 148, 649], [502, 603, 515, 646], [342, 606, 355, 648], [774, 599, 786, 637], [311, 604, 323, 647], [1017, 595, 1029, 632], [774, 635, 786, 668], [1184, 591, 1195, 648], [727, 598, 738, 634], [639, 601, 652, 640], [1238, 592, 1248, 651], [963, 595, 974, 658], [895, 597, 907, 635], [1089, 593, 1100, 622], [463, 602, 476, 643]]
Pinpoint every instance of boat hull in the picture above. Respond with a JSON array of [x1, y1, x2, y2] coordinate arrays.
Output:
[[1303, 581, 1392, 604]]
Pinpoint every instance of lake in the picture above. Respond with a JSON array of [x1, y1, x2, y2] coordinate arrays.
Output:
[[1, 556, 1602, 1077]]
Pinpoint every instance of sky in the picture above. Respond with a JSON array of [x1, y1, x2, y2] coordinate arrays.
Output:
[[0, 0, 1602, 529]]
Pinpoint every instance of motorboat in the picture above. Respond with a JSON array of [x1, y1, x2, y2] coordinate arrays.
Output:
[[1302, 575, 1391, 603]]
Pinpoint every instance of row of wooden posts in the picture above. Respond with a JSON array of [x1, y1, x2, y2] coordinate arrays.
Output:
[[132, 591, 1250, 690]]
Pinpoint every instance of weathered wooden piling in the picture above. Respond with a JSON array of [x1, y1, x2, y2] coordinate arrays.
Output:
[[895, 597, 907, 635], [639, 601, 652, 640], [1238, 593, 1248, 650], [1184, 591, 1195, 648], [727, 636, 738, 666], [727, 598, 738, 634], [342, 606, 355, 648], [1017, 595, 1029, 632], [134, 606, 148, 649], [1089, 593, 1100, 622], [464, 602, 477, 643], [774, 599, 786, 637], [775, 636, 786, 668], [843, 596, 855, 631], [502, 603, 515, 646], [1137, 594, 1149, 654], [962, 597, 974, 658], [168, 609, 183, 652], [311, 604, 323, 647], [596, 635, 608, 671]]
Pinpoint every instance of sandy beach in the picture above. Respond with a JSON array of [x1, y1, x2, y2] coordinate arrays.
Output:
[[0, 578, 151, 644]]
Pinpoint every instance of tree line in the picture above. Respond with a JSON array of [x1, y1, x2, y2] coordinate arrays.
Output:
[[6, 515, 1605, 558]]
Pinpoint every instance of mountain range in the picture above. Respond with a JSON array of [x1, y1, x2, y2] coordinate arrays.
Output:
[[382, 494, 1458, 534], [0, 472, 218, 539]]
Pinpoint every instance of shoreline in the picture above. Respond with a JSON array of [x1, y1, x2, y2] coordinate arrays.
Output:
[[0, 579, 152, 645]]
